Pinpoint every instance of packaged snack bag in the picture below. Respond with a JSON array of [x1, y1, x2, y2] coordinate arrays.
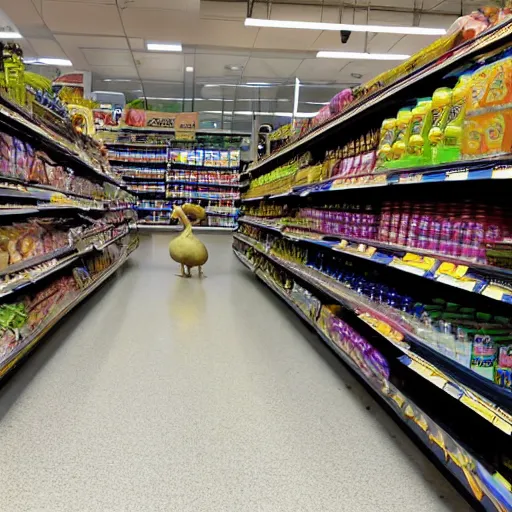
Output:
[[462, 111, 512, 158], [466, 65, 492, 112], [428, 88, 452, 164], [481, 57, 512, 110], [29, 154, 48, 184], [0, 133, 13, 177], [329, 88, 353, 116], [495, 343, 512, 389], [470, 334, 497, 381], [13, 138, 28, 180]]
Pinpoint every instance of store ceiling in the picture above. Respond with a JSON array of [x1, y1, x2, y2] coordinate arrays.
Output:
[[0, 0, 469, 129]]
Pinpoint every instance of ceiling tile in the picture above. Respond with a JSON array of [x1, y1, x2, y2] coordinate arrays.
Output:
[[294, 59, 342, 81], [42, 2, 124, 35], [253, 28, 321, 51], [91, 65, 138, 79], [126, 0, 199, 11], [243, 58, 301, 79], [193, 54, 248, 78], [311, 31, 367, 52], [55, 35, 129, 50], [133, 52, 184, 71], [82, 49, 133, 67], [27, 38, 67, 58]]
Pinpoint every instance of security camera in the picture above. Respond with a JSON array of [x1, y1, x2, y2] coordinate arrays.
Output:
[[340, 30, 351, 44]]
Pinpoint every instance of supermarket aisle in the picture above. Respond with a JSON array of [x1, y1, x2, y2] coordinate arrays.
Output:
[[0, 233, 468, 512]]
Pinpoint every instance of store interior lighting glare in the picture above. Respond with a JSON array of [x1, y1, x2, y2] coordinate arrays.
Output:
[[146, 42, 182, 52], [317, 51, 410, 60], [24, 57, 73, 66], [244, 17, 447, 35], [0, 31, 22, 38], [203, 110, 318, 117]]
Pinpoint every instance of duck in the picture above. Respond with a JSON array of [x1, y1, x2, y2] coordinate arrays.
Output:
[[169, 203, 209, 277]]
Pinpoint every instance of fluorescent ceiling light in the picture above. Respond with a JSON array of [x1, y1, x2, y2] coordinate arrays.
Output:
[[317, 51, 410, 60], [104, 78, 132, 82], [25, 57, 72, 66], [202, 110, 317, 117], [141, 96, 204, 101], [203, 83, 277, 88], [138, 96, 288, 103], [245, 17, 446, 35], [186, 66, 194, 72], [0, 31, 22, 39], [146, 42, 182, 52]]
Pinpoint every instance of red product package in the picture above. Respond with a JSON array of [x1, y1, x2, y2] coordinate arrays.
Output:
[[0, 133, 14, 178], [359, 151, 376, 175], [124, 109, 146, 127], [29, 155, 49, 184]]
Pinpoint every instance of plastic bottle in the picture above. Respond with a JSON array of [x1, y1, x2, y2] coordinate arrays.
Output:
[[428, 88, 453, 165], [438, 75, 472, 163], [390, 109, 413, 165], [406, 98, 434, 166], [376, 118, 397, 168]]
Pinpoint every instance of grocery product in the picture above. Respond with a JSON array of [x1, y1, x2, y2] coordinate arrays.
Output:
[[406, 98, 433, 166], [390, 109, 413, 165], [428, 87, 453, 164]]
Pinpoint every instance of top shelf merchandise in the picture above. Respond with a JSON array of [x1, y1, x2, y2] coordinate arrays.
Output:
[[236, 12, 512, 512], [250, 11, 512, 177], [0, 41, 139, 382]]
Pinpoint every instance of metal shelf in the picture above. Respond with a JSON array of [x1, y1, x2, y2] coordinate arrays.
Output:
[[0, 246, 135, 380], [233, 232, 512, 416], [237, 216, 512, 305], [232, 246, 512, 511], [0, 96, 124, 188]]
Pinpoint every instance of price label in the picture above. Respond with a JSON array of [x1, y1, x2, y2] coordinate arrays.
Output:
[[492, 167, 512, 179], [398, 173, 423, 184], [482, 284, 505, 301], [371, 174, 388, 185], [445, 170, 469, 181], [436, 273, 477, 292]]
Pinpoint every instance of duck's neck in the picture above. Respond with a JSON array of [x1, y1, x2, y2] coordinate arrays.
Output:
[[175, 207, 192, 234]]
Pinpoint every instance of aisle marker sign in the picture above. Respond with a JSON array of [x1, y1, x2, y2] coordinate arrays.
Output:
[[176, 112, 198, 141]]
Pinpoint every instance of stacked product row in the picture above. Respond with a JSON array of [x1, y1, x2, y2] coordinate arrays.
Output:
[[246, 48, 512, 200], [108, 141, 240, 229], [263, 7, 512, 157], [236, 17, 512, 512]]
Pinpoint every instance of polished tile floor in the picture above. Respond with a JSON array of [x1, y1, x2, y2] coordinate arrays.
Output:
[[0, 233, 470, 511]]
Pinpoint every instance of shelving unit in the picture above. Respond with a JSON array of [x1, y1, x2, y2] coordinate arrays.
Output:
[[0, 63, 139, 381], [104, 132, 243, 230], [234, 18, 512, 511]]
